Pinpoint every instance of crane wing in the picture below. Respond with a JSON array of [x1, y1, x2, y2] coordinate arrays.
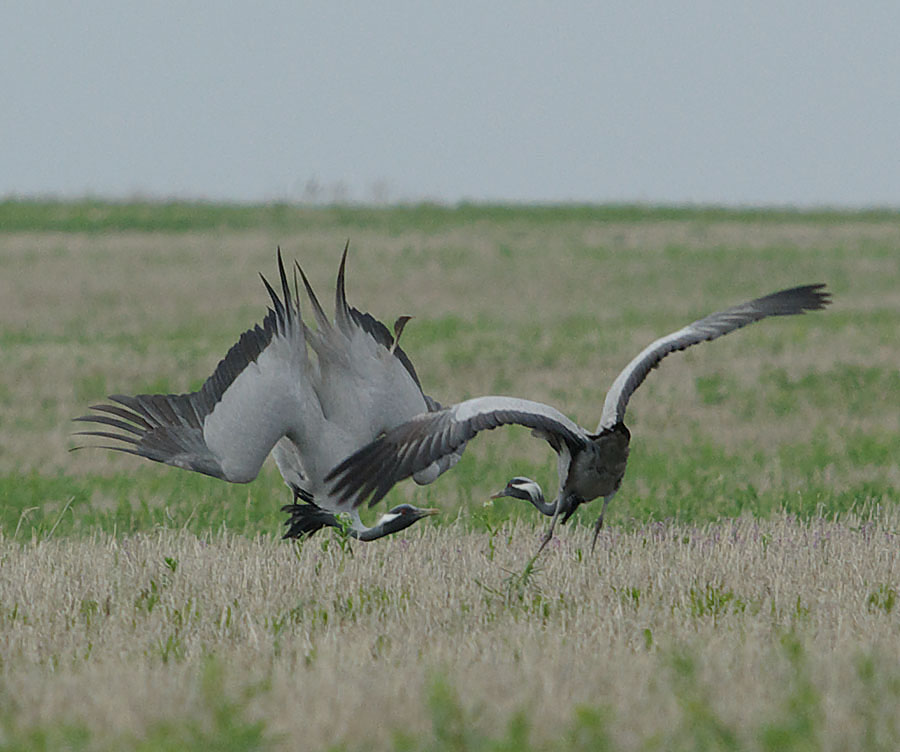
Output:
[[295, 244, 434, 444], [75, 245, 448, 498], [74, 250, 317, 483], [596, 283, 831, 431], [326, 395, 588, 508]]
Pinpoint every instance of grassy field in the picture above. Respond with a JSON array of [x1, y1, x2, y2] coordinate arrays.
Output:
[[1, 201, 899, 749]]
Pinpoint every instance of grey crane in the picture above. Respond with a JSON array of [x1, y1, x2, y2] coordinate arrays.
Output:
[[74, 247, 457, 541], [326, 283, 831, 552]]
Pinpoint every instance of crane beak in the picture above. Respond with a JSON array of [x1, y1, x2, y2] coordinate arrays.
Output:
[[420, 507, 440, 517], [485, 489, 508, 507]]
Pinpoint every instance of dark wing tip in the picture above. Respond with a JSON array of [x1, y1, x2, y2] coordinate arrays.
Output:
[[281, 502, 338, 539], [67, 439, 142, 457], [276, 248, 293, 323], [325, 436, 404, 509], [295, 259, 329, 327], [335, 241, 352, 326], [259, 272, 285, 322], [762, 283, 832, 314], [799, 283, 831, 311], [70, 429, 139, 445]]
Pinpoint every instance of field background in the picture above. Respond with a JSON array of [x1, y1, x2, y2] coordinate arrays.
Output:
[[1, 201, 899, 750]]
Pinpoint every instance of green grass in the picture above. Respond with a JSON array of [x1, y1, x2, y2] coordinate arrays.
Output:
[[1, 201, 899, 750], [2, 198, 899, 233], [3, 201, 899, 534], [0, 470, 288, 541]]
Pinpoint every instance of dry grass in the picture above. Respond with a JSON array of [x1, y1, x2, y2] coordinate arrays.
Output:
[[2, 511, 900, 749]]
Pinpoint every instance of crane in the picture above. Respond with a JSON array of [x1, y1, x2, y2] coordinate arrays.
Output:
[[326, 283, 831, 552], [75, 247, 455, 541]]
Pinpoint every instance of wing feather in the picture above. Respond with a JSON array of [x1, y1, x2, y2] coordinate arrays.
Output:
[[75, 246, 447, 498], [334, 240, 353, 334], [596, 283, 831, 430], [75, 249, 313, 482], [326, 395, 587, 508], [305, 251, 437, 463]]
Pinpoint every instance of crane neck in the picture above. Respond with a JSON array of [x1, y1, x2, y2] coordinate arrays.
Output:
[[527, 491, 558, 517]]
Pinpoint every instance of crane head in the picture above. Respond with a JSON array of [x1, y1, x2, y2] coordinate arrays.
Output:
[[374, 504, 439, 535], [489, 476, 545, 505]]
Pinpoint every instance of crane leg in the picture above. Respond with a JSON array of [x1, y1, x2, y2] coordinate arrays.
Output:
[[590, 493, 616, 554], [536, 502, 564, 554]]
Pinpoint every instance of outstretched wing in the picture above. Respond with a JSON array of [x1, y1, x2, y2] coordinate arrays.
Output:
[[596, 283, 831, 431], [74, 249, 316, 483], [326, 395, 588, 508]]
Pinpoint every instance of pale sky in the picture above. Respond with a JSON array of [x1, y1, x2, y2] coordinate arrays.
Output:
[[3, 2, 899, 206]]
